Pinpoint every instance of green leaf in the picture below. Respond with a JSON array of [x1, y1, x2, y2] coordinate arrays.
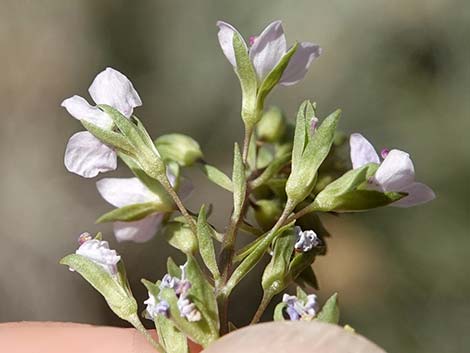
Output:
[[196, 205, 221, 281], [286, 108, 341, 204], [273, 302, 287, 321], [60, 254, 137, 321], [96, 202, 167, 224], [159, 258, 218, 347], [257, 43, 298, 109], [313, 189, 405, 212], [317, 293, 340, 324], [155, 133, 203, 167], [184, 257, 219, 337], [155, 314, 189, 353], [167, 257, 182, 278], [232, 32, 258, 127], [225, 221, 295, 294], [81, 120, 136, 155], [232, 143, 246, 220], [296, 286, 308, 302], [262, 229, 296, 294], [290, 101, 309, 171], [313, 164, 378, 207], [163, 222, 198, 255], [198, 163, 232, 192], [287, 251, 316, 284], [141, 278, 160, 298], [133, 115, 162, 157], [99, 105, 142, 145], [247, 131, 257, 170]]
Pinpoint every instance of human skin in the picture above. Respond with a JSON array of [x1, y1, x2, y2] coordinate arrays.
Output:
[[0, 321, 385, 353]]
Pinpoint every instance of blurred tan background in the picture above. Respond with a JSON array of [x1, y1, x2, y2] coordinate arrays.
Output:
[[0, 1, 469, 352]]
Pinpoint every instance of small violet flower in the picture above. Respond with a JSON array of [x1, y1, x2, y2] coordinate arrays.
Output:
[[282, 293, 319, 321], [294, 226, 320, 252], [144, 293, 169, 319], [350, 133, 435, 208], [75, 237, 121, 275], [217, 20, 321, 86], [61, 67, 142, 178]]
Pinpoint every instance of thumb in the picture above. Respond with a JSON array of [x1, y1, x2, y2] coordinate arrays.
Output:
[[203, 321, 386, 353]]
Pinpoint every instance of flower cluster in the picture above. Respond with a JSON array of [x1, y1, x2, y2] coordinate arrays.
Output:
[[59, 19, 435, 352]]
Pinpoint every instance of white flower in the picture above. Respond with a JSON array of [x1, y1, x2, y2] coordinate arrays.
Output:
[[75, 239, 120, 275], [217, 20, 321, 86], [349, 133, 435, 207], [294, 226, 320, 252], [61, 67, 142, 178]]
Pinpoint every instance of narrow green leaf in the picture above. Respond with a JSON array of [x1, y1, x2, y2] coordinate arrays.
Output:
[[233, 32, 258, 126], [313, 189, 405, 212], [287, 251, 316, 284], [196, 205, 221, 281], [133, 115, 162, 157], [81, 120, 135, 155], [99, 105, 142, 144], [291, 100, 309, 171], [184, 257, 219, 337], [257, 43, 298, 108], [198, 163, 233, 192], [232, 143, 246, 220], [317, 293, 340, 324], [296, 286, 308, 302], [60, 254, 137, 321], [247, 131, 257, 170], [167, 257, 182, 278], [155, 314, 189, 353], [225, 221, 295, 294], [96, 202, 165, 224], [313, 163, 379, 206], [295, 265, 319, 290]]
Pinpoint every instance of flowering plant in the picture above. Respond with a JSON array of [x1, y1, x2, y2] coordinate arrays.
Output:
[[60, 20, 434, 352]]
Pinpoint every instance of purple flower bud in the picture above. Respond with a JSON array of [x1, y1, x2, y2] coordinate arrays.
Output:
[[380, 148, 390, 159], [144, 293, 169, 319], [310, 117, 319, 135], [177, 296, 201, 322], [249, 35, 257, 46], [78, 232, 92, 245], [282, 293, 319, 320]]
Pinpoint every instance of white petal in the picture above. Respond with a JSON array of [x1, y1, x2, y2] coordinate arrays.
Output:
[[349, 133, 380, 169], [61, 95, 113, 129], [216, 21, 247, 67], [374, 149, 415, 191], [64, 131, 117, 178], [113, 214, 164, 243], [391, 182, 436, 208], [249, 20, 287, 81], [279, 42, 321, 86], [89, 67, 142, 118], [96, 177, 157, 208]]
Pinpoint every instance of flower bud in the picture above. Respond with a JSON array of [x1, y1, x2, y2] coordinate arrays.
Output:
[[155, 133, 203, 167], [75, 238, 121, 275], [256, 107, 286, 143]]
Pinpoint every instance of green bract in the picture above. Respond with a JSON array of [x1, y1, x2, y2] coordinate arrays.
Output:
[[286, 100, 341, 205], [155, 133, 203, 167]]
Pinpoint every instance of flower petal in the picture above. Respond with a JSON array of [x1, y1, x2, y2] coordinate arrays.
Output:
[[89, 67, 142, 118], [349, 133, 380, 169], [373, 149, 415, 191], [216, 21, 247, 67], [61, 95, 113, 129], [279, 42, 321, 86], [249, 20, 287, 81], [64, 131, 117, 178], [113, 214, 164, 243], [96, 177, 157, 208], [391, 182, 436, 208]]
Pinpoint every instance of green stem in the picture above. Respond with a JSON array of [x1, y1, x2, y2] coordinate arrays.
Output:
[[286, 202, 316, 224], [129, 314, 166, 353], [250, 291, 274, 325], [242, 126, 253, 165], [160, 176, 197, 236]]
